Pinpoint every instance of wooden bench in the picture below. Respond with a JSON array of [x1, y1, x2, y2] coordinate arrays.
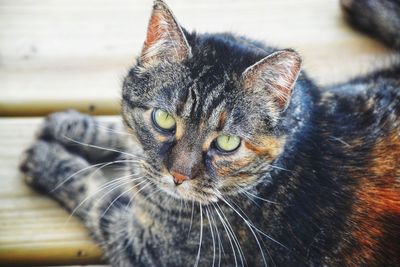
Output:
[[0, 0, 397, 265]]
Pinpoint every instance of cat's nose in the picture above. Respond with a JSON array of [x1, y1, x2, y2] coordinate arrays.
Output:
[[171, 171, 190, 185]]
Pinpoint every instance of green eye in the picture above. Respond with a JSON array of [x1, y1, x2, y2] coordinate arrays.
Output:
[[216, 134, 241, 152], [152, 109, 176, 132]]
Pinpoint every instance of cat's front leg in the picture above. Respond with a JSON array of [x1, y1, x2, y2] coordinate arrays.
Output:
[[40, 109, 128, 163], [20, 140, 107, 217], [20, 140, 147, 267]]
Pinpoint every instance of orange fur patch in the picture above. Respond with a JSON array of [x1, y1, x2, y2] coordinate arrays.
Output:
[[218, 111, 227, 130], [212, 155, 253, 177], [230, 157, 253, 170], [244, 136, 285, 159], [155, 134, 169, 143], [347, 131, 400, 266], [202, 133, 218, 152], [175, 118, 184, 140]]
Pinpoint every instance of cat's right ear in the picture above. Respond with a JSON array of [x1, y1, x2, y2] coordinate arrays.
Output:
[[241, 49, 302, 112], [139, 0, 192, 68]]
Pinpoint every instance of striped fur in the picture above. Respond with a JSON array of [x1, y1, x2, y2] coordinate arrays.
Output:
[[21, 0, 399, 266]]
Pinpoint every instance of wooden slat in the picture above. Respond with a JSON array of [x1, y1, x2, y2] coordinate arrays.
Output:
[[0, 0, 398, 116], [0, 117, 109, 266], [0, 241, 103, 266]]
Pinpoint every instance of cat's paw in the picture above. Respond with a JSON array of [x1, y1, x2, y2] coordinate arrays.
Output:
[[20, 140, 89, 193], [37, 109, 126, 163], [39, 109, 92, 143]]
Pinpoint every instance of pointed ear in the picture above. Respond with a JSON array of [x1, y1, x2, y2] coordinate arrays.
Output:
[[241, 50, 302, 111], [140, 0, 192, 68]]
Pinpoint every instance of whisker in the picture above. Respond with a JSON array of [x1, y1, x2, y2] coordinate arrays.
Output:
[[205, 207, 216, 267], [269, 164, 291, 172], [86, 160, 137, 183], [66, 178, 132, 224], [183, 197, 190, 210], [94, 123, 135, 136], [241, 189, 280, 205], [188, 199, 195, 237], [140, 164, 164, 179], [215, 203, 246, 267], [100, 180, 149, 219], [219, 192, 287, 249], [217, 195, 268, 267], [208, 206, 223, 267], [124, 178, 157, 210], [52, 159, 135, 192], [178, 198, 184, 222], [66, 174, 144, 223], [212, 203, 238, 267], [194, 204, 203, 267], [139, 184, 163, 204], [63, 135, 139, 159], [240, 190, 261, 207]]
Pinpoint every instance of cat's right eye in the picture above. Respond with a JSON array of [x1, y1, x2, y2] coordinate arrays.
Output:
[[215, 134, 241, 153], [152, 108, 176, 133]]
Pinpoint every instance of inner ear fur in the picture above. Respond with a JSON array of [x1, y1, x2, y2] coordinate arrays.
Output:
[[140, 0, 192, 68], [241, 49, 302, 111]]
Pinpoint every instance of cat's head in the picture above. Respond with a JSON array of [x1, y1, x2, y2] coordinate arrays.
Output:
[[122, 0, 302, 204]]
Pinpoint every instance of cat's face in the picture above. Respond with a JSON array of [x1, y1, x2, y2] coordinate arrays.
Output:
[[122, 0, 301, 204]]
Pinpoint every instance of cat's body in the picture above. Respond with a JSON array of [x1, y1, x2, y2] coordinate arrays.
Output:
[[21, 0, 400, 266]]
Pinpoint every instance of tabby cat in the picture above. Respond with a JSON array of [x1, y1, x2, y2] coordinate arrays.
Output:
[[20, 0, 400, 266]]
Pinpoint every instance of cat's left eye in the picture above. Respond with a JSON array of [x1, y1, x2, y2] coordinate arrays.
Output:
[[152, 108, 176, 132], [216, 134, 241, 153]]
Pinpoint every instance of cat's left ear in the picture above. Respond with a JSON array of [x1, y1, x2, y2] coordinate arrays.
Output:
[[140, 0, 192, 68], [241, 49, 302, 112]]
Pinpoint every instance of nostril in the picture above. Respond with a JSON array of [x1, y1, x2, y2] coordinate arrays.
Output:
[[171, 171, 189, 186]]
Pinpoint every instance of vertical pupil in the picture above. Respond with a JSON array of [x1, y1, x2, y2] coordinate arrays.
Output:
[[216, 135, 240, 152], [154, 109, 175, 131]]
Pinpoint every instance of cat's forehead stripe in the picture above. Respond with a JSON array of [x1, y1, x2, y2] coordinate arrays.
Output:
[[180, 67, 227, 124], [181, 85, 195, 118], [202, 81, 227, 116]]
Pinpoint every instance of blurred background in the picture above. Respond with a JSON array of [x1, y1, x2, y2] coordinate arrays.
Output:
[[0, 0, 398, 266], [1, 0, 397, 117]]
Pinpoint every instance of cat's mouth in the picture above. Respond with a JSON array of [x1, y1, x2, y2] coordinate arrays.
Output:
[[154, 175, 219, 204]]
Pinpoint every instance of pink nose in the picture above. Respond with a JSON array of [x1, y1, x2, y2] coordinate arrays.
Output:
[[171, 171, 189, 185]]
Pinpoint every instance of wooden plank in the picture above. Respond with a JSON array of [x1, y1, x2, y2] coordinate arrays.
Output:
[[0, 117, 110, 266], [0, 241, 103, 266], [0, 0, 398, 116]]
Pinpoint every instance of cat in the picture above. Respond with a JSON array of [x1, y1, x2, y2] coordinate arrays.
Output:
[[20, 0, 400, 266]]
